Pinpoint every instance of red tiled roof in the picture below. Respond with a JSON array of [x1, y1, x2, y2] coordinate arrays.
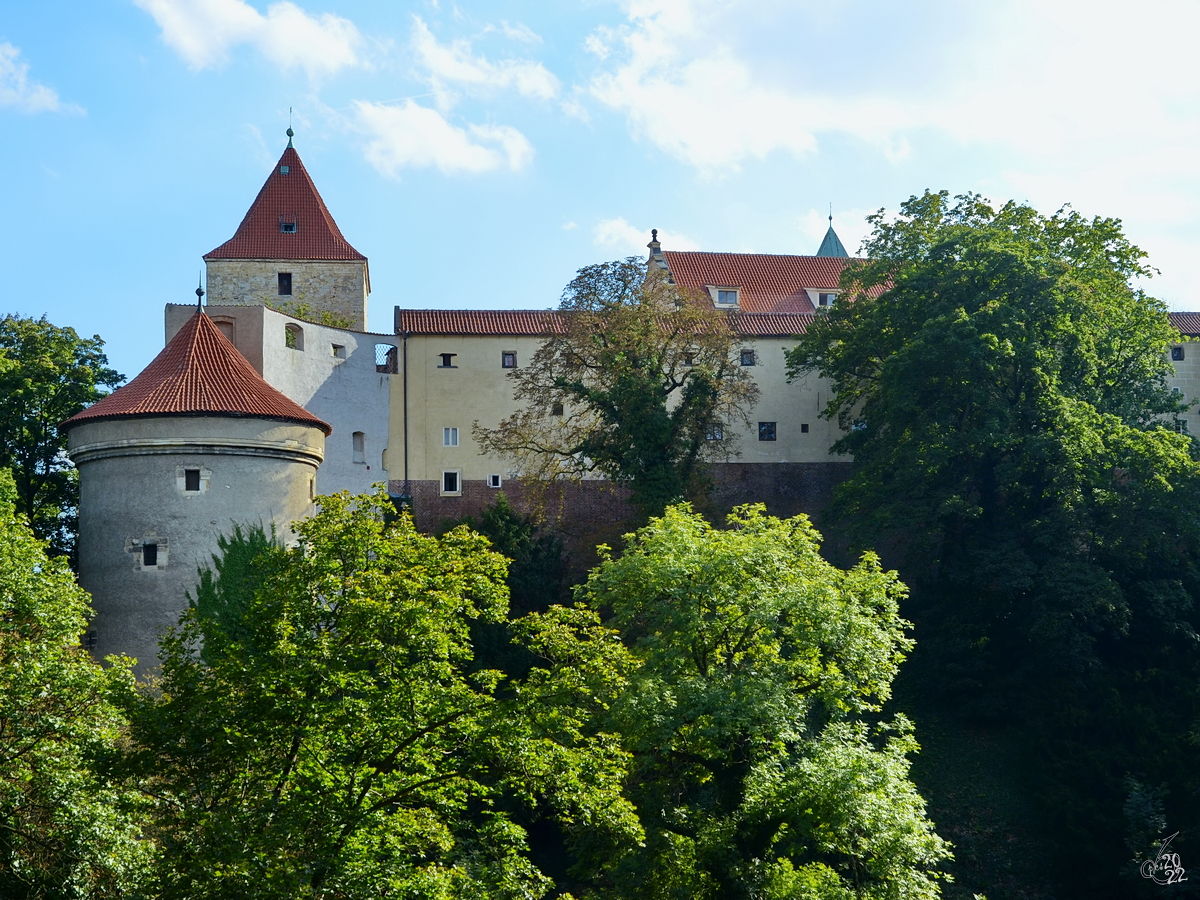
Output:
[[395, 308, 815, 338], [397, 309, 566, 336], [1170, 312, 1200, 336], [63, 310, 332, 434], [664, 251, 860, 313], [204, 146, 366, 262]]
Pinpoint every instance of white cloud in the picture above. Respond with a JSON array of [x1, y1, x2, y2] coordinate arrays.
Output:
[[498, 21, 541, 44], [355, 99, 533, 176], [411, 16, 559, 102], [587, 0, 1200, 176], [0, 43, 80, 113], [134, 0, 363, 78], [593, 217, 698, 255], [562, 221, 578, 230]]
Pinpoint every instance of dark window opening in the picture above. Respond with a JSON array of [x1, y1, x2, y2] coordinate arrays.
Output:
[[706, 424, 724, 440], [1172, 346, 1185, 361], [143, 543, 158, 567], [285, 324, 304, 350], [375, 344, 398, 373], [84, 630, 98, 651], [443, 471, 460, 493], [818, 292, 836, 307], [487, 474, 502, 488], [184, 469, 201, 491], [502, 351, 517, 368], [278, 272, 292, 295], [280, 221, 297, 234], [438, 353, 457, 368], [800, 423, 810, 434], [758, 422, 777, 442], [551, 402, 564, 417], [740, 349, 756, 366]]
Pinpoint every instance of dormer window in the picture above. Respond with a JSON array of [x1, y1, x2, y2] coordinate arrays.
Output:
[[817, 292, 837, 307], [708, 286, 740, 306], [279, 165, 290, 175], [280, 221, 297, 233]]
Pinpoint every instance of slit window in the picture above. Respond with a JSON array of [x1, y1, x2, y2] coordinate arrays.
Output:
[[184, 469, 201, 492], [352, 431, 365, 463], [758, 422, 777, 442], [278, 273, 292, 295]]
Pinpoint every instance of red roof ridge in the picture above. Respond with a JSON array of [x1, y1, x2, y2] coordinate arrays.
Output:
[[64, 310, 331, 434], [204, 145, 366, 262]]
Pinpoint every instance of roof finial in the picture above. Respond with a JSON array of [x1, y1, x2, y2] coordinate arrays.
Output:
[[287, 108, 294, 148], [829, 202, 833, 225], [195, 275, 205, 312], [652, 228, 658, 242]]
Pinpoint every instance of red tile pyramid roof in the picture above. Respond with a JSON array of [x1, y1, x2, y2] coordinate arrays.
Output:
[[664, 251, 858, 313], [204, 145, 366, 262], [63, 310, 332, 434]]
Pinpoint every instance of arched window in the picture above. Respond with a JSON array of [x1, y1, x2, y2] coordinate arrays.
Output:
[[352, 431, 365, 464], [285, 323, 304, 350]]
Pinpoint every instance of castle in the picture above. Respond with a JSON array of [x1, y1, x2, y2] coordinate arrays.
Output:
[[63, 132, 1200, 672]]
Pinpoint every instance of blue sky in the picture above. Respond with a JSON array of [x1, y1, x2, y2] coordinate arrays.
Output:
[[3, 0, 1200, 379]]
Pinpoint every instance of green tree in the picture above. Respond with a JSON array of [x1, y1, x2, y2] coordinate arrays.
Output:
[[188, 522, 281, 662], [0, 469, 149, 898], [0, 316, 123, 558], [576, 504, 949, 900], [786, 191, 1200, 898], [474, 259, 759, 517], [129, 490, 638, 900]]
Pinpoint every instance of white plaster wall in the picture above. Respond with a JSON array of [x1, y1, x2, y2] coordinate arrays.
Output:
[[168, 304, 396, 497], [68, 415, 324, 675]]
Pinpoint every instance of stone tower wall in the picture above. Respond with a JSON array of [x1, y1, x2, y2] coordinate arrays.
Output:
[[205, 258, 368, 330], [69, 415, 325, 675]]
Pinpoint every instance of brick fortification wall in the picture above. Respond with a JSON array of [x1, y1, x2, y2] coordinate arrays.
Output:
[[205, 259, 368, 330], [390, 461, 852, 572]]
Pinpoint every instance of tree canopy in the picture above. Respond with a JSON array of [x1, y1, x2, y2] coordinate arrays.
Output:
[[129, 490, 639, 900], [0, 469, 148, 898], [0, 316, 123, 558], [474, 259, 758, 517], [786, 191, 1200, 897], [574, 504, 949, 900]]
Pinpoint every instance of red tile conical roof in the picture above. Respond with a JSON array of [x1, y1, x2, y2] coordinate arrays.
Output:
[[63, 310, 331, 434], [204, 144, 366, 261]]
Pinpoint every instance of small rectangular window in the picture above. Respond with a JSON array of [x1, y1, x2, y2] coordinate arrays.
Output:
[[142, 543, 158, 567], [332, 344, 346, 359], [352, 431, 365, 464], [740, 349, 756, 366], [280, 221, 297, 234], [438, 353, 457, 368], [705, 424, 724, 441], [279, 165, 290, 175], [442, 471, 460, 494], [818, 292, 836, 307], [278, 272, 292, 295], [487, 474, 502, 488], [184, 469, 201, 492], [444, 427, 459, 447], [375, 344, 398, 374], [551, 402, 564, 417], [502, 351, 517, 368], [800, 423, 810, 434], [1176, 420, 1190, 434], [758, 422, 777, 442], [1172, 346, 1185, 361], [716, 289, 739, 305], [84, 630, 98, 651]]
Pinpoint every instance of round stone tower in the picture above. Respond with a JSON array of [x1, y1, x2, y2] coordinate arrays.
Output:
[[64, 306, 331, 675]]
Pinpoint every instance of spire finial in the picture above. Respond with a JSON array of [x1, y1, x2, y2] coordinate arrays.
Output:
[[287, 108, 294, 147], [651, 228, 658, 242], [829, 202, 833, 225], [195, 275, 205, 312]]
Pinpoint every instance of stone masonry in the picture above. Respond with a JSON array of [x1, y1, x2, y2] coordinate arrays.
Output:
[[205, 258, 368, 330]]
